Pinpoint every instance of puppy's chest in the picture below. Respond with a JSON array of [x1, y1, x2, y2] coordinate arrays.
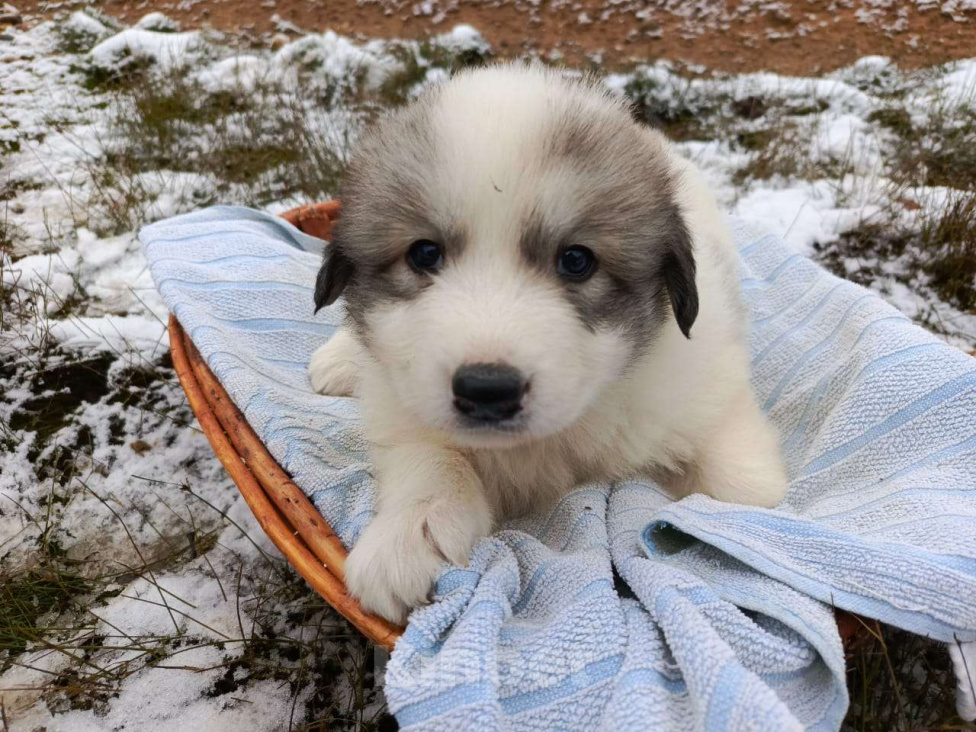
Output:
[[469, 445, 582, 517], [468, 403, 689, 518]]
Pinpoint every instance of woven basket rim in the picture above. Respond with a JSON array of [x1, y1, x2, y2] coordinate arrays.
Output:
[[167, 199, 401, 651]]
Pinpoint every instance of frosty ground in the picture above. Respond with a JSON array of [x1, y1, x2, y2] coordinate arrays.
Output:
[[1, 10, 975, 731]]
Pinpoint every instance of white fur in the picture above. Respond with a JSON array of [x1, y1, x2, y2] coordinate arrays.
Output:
[[950, 640, 976, 722], [308, 328, 361, 397], [310, 67, 788, 623]]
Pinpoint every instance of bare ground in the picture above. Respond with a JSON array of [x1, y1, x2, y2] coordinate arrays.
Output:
[[9, 0, 976, 73]]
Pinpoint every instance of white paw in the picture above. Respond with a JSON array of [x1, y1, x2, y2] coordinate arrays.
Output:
[[950, 640, 976, 722], [694, 392, 790, 508], [308, 330, 360, 397], [346, 501, 490, 625]]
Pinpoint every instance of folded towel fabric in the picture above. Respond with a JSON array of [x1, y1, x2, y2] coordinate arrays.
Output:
[[141, 206, 976, 731]]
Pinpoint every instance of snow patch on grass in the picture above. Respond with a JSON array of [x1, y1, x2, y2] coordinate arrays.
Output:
[[89, 28, 207, 74]]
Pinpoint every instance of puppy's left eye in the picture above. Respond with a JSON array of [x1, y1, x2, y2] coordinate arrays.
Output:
[[407, 239, 444, 273], [557, 246, 597, 280]]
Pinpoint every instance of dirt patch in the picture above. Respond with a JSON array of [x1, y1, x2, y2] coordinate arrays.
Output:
[[12, 0, 976, 74], [8, 353, 115, 447]]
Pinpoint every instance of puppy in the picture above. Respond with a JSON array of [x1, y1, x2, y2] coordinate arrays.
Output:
[[308, 64, 788, 624]]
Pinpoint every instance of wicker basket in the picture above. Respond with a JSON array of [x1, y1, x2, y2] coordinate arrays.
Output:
[[169, 200, 867, 651]]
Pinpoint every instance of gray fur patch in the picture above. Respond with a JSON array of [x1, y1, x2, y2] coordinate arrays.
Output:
[[323, 89, 449, 339], [317, 66, 697, 350], [519, 83, 697, 348]]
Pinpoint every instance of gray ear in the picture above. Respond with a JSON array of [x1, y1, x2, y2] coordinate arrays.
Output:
[[313, 246, 355, 313], [661, 228, 698, 339]]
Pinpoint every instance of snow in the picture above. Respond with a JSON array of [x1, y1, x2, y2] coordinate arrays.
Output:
[[62, 10, 112, 41], [89, 28, 207, 73], [940, 59, 976, 99], [0, 19, 436, 729], [49, 670, 301, 731], [47, 314, 168, 359], [435, 23, 490, 54], [950, 640, 976, 721], [1, 11, 975, 730], [733, 182, 842, 255], [99, 570, 245, 638], [135, 11, 181, 33], [272, 30, 394, 92], [198, 55, 272, 93], [2, 250, 82, 308]]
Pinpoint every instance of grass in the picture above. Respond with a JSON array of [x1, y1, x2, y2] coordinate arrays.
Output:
[[0, 179, 43, 204], [1, 209, 18, 256], [623, 73, 718, 141], [75, 51, 155, 93], [843, 620, 968, 731], [0, 342, 391, 727], [56, 8, 120, 55], [0, 568, 93, 669], [817, 190, 976, 316], [921, 191, 976, 311], [77, 65, 352, 235], [867, 107, 913, 136], [8, 352, 114, 479], [732, 120, 810, 183], [58, 27, 104, 56], [0, 499, 390, 726], [818, 221, 911, 288], [719, 67, 976, 327], [378, 40, 491, 106], [622, 73, 832, 145], [0, 32, 481, 728], [890, 103, 976, 190]]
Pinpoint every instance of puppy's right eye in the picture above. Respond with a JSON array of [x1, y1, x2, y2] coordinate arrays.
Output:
[[557, 245, 597, 280], [407, 240, 444, 273]]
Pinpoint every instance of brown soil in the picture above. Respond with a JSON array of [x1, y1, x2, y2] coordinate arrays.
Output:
[[12, 0, 976, 75]]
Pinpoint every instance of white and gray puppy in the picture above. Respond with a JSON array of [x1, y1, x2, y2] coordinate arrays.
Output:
[[308, 64, 788, 623]]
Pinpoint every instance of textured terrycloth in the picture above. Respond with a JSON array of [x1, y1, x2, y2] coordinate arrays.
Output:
[[141, 206, 976, 731]]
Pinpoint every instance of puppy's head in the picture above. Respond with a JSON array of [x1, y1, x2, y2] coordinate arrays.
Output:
[[315, 65, 697, 447]]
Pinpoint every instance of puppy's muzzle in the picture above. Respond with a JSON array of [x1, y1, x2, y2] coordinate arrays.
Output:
[[452, 363, 527, 423]]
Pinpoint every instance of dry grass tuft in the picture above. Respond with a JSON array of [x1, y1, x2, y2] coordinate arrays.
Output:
[[378, 40, 491, 107], [731, 120, 809, 183], [887, 102, 976, 191], [624, 73, 718, 141], [921, 191, 976, 311], [842, 620, 969, 732], [72, 65, 353, 235]]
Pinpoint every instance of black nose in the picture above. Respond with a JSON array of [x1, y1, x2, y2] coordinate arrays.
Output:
[[452, 363, 526, 422]]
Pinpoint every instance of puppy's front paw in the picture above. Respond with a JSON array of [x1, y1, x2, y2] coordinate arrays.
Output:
[[345, 520, 444, 625], [308, 330, 360, 397], [693, 391, 789, 508], [345, 502, 490, 624]]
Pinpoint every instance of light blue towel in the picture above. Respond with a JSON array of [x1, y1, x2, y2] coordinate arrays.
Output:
[[141, 206, 976, 731]]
